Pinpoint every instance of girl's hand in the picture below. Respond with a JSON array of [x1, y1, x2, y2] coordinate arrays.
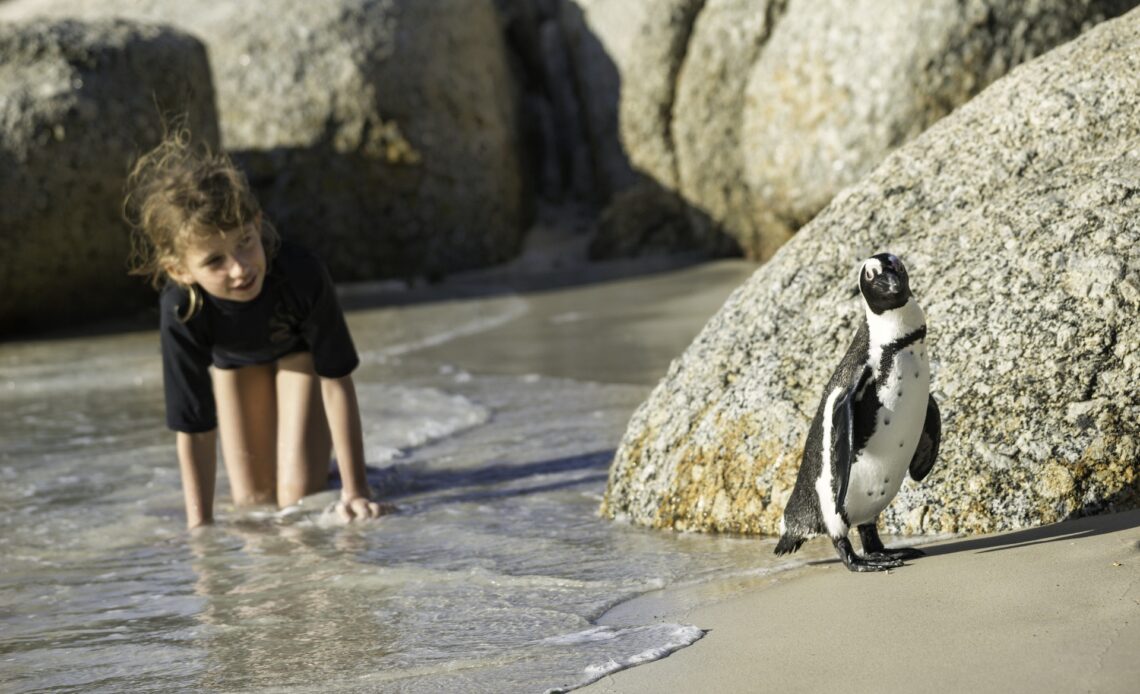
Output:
[[335, 495, 396, 522]]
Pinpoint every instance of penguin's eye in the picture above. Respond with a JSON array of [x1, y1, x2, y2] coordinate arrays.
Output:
[[864, 266, 877, 282]]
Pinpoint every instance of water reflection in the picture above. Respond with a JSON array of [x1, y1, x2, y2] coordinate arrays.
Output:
[[186, 520, 393, 692]]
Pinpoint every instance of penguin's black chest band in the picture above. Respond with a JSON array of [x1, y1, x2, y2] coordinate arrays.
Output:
[[875, 326, 926, 385]]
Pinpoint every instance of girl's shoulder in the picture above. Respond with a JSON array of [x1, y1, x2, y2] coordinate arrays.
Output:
[[159, 282, 190, 318], [158, 282, 208, 334]]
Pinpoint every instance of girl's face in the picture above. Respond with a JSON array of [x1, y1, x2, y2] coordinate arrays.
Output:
[[169, 222, 267, 302]]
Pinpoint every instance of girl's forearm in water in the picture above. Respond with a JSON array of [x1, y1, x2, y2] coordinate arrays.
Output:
[[176, 430, 217, 528], [321, 374, 382, 520]]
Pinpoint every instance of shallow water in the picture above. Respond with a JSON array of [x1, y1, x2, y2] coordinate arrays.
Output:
[[1, 261, 825, 693]]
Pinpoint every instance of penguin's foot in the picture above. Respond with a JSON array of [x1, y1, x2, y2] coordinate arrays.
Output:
[[832, 537, 904, 572], [845, 556, 904, 572], [856, 524, 925, 562], [866, 547, 925, 562]]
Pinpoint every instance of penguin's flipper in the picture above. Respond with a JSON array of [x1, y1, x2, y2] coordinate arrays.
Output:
[[829, 365, 867, 515], [908, 395, 941, 482]]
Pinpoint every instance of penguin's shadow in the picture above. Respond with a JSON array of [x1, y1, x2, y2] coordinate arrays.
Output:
[[920, 508, 1140, 556]]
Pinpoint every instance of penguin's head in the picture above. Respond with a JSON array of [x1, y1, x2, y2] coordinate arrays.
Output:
[[859, 253, 911, 313]]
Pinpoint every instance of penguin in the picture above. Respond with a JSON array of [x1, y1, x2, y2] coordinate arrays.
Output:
[[774, 253, 940, 572]]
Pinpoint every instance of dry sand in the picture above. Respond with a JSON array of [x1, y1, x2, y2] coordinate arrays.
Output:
[[583, 509, 1140, 694]]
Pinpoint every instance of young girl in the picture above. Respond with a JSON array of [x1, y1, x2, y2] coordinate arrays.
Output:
[[126, 130, 386, 528]]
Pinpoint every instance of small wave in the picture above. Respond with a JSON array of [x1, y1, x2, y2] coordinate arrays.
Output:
[[355, 383, 490, 465], [544, 624, 706, 693]]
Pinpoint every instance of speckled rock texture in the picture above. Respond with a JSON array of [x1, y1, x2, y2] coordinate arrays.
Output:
[[568, 0, 1135, 260], [601, 9, 1140, 536], [0, 19, 217, 332], [0, 0, 526, 282]]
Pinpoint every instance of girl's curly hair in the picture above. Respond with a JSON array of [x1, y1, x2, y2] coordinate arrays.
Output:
[[124, 127, 279, 318]]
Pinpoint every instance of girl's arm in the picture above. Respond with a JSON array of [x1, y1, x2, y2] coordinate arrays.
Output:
[[321, 374, 385, 521], [176, 430, 218, 528]]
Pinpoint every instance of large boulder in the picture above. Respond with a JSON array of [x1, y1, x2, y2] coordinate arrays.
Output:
[[586, 0, 746, 260], [0, 19, 218, 332], [601, 8, 1140, 536], [0, 0, 527, 281], [558, 0, 706, 258], [615, 0, 702, 194], [563, 0, 1136, 259], [673, 0, 783, 258]]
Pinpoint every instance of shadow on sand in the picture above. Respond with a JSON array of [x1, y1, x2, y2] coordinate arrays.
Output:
[[797, 508, 1140, 570], [922, 508, 1140, 557]]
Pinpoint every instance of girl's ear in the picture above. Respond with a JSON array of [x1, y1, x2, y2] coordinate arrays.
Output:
[[163, 259, 193, 286]]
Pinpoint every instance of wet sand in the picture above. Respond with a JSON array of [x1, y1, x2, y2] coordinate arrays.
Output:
[[340, 221, 760, 386], [583, 509, 1140, 694]]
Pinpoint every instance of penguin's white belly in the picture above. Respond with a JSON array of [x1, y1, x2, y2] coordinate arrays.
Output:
[[844, 342, 930, 526]]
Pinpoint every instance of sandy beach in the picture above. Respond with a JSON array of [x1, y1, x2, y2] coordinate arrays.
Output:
[[583, 509, 1140, 693]]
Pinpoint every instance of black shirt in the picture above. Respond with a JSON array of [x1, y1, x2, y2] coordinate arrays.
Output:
[[160, 242, 359, 433]]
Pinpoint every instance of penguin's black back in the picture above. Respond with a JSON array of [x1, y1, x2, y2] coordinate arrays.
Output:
[[778, 322, 871, 545]]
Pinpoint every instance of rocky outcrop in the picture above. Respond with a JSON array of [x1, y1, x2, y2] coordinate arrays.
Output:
[[556, 0, 641, 199], [738, 0, 1136, 260], [601, 9, 1140, 536], [673, 0, 785, 259], [566, 0, 1136, 259], [615, 0, 703, 194], [0, 19, 217, 332], [0, 0, 527, 282], [587, 0, 749, 260]]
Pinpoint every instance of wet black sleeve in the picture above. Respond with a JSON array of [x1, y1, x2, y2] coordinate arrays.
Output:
[[300, 258, 359, 379], [159, 287, 217, 433]]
